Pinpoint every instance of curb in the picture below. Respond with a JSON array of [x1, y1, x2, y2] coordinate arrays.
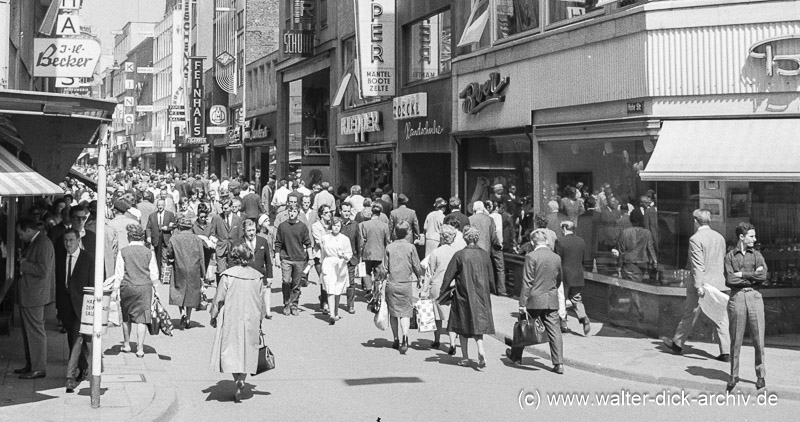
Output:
[[130, 387, 178, 422], [489, 330, 800, 402]]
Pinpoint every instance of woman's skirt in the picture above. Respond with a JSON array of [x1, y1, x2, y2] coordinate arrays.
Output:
[[120, 284, 152, 324], [385, 280, 413, 318]]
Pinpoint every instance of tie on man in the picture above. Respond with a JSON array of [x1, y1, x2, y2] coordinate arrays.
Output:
[[67, 254, 73, 289]]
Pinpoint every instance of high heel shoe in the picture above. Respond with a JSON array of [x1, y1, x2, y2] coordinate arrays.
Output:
[[447, 346, 456, 356], [399, 336, 409, 355], [478, 353, 487, 368], [234, 380, 244, 403]]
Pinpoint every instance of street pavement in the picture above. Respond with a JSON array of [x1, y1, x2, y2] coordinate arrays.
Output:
[[2, 270, 800, 421]]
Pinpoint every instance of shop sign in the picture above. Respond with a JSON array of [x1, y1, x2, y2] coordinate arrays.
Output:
[[33, 38, 101, 78], [59, 0, 83, 10], [393, 93, 427, 120], [185, 137, 206, 145], [355, 0, 396, 96], [136, 66, 154, 74], [183, 0, 191, 80], [283, 30, 314, 57], [209, 105, 227, 126], [137, 139, 154, 148], [458, 72, 510, 115], [56, 14, 81, 36], [341, 111, 382, 135], [404, 120, 446, 140], [168, 105, 185, 121], [58, 86, 91, 96], [749, 36, 800, 77], [135, 105, 153, 112], [188, 57, 205, 138], [627, 101, 644, 114], [206, 126, 228, 135]]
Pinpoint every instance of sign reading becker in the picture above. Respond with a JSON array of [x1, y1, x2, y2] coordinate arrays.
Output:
[[33, 38, 101, 78]]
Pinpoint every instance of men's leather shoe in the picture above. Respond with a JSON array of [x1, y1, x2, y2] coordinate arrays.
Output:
[[756, 378, 766, 390], [392, 339, 399, 350], [13, 366, 31, 374], [582, 317, 591, 336], [664, 339, 682, 355], [282, 306, 291, 316], [66, 378, 77, 393], [716, 354, 730, 363], [505, 349, 522, 365], [265, 315, 273, 320], [75, 370, 86, 383], [553, 364, 564, 374], [19, 371, 46, 380], [726, 377, 739, 392]]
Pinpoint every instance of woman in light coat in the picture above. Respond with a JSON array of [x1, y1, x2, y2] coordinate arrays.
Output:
[[422, 225, 461, 355], [210, 243, 266, 402], [320, 217, 353, 324], [423, 198, 447, 257]]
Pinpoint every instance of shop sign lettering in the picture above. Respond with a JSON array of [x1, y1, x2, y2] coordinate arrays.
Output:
[[188, 57, 205, 138], [355, 0, 395, 96], [458, 72, 510, 115], [33, 38, 100, 78], [749, 36, 800, 77], [393, 93, 427, 120], [183, 0, 191, 80], [405, 120, 446, 140], [341, 112, 382, 136]]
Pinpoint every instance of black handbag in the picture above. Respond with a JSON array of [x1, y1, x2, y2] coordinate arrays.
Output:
[[253, 331, 275, 375], [148, 310, 160, 336], [409, 308, 418, 330], [512, 313, 548, 347]]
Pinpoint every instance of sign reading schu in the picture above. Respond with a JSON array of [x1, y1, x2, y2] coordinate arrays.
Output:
[[33, 38, 100, 78], [393, 92, 427, 120], [355, 0, 395, 97], [188, 57, 205, 138]]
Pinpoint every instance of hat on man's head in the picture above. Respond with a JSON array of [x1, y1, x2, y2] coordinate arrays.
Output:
[[398, 193, 409, 204], [433, 197, 447, 208], [113, 199, 130, 213]]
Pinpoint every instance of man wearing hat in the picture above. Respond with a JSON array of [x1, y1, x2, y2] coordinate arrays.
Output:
[[389, 194, 420, 244], [423, 198, 447, 257]]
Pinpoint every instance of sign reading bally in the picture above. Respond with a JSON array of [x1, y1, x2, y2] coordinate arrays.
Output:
[[33, 38, 101, 78], [355, 0, 395, 97], [188, 57, 205, 138]]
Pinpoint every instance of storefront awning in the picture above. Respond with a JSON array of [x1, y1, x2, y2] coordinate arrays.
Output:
[[640, 119, 800, 182], [0, 147, 63, 196]]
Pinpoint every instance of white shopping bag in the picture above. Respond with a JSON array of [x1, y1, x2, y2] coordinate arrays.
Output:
[[557, 283, 566, 319], [699, 285, 729, 327], [415, 298, 437, 333]]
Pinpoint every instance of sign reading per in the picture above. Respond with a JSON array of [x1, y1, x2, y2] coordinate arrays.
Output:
[[355, 0, 395, 97], [33, 38, 101, 78]]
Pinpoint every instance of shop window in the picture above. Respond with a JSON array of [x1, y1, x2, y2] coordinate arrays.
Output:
[[539, 139, 696, 285], [747, 183, 800, 288], [319, 0, 328, 28], [496, 0, 540, 39], [546, 0, 601, 27], [463, 135, 533, 253], [341, 37, 381, 110], [406, 10, 452, 84]]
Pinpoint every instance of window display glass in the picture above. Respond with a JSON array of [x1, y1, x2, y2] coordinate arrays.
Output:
[[547, 0, 601, 26], [496, 0, 540, 39], [407, 11, 452, 83]]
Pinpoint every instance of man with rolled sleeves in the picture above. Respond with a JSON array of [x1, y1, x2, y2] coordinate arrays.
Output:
[[724, 222, 767, 392], [506, 229, 564, 374]]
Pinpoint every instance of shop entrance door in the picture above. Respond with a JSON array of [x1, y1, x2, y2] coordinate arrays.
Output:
[[356, 152, 393, 194]]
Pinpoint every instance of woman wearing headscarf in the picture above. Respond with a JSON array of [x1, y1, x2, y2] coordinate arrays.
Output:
[[422, 198, 447, 257], [422, 224, 460, 354], [441, 225, 495, 368], [167, 217, 206, 329], [384, 221, 423, 354], [320, 217, 353, 325], [114, 223, 160, 358], [209, 243, 266, 402]]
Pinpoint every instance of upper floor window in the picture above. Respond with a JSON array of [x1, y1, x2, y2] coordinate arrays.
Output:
[[406, 10, 452, 84], [319, 0, 328, 29], [547, 0, 601, 26]]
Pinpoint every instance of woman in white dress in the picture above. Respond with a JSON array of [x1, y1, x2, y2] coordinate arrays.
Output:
[[320, 217, 353, 325]]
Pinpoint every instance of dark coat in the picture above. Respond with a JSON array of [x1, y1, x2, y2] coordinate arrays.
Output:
[[234, 236, 273, 279], [146, 210, 176, 247], [555, 233, 585, 288], [55, 248, 94, 323], [468, 213, 500, 254], [389, 206, 420, 243], [444, 210, 470, 233], [442, 245, 495, 336], [576, 210, 599, 263], [519, 246, 562, 310], [359, 217, 391, 262], [19, 231, 56, 308], [167, 231, 206, 307], [340, 218, 360, 265], [241, 192, 262, 219], [211, 212, 244, 272]]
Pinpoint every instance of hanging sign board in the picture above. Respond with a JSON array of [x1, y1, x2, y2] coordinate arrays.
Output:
[[33, 38, 100, 78], [187, 57, 206, 138], [56, 14, 81, 36], [354, 0, 396, 97]]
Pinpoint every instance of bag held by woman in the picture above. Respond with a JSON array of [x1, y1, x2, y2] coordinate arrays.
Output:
[[512, 313, 548, 347], [152, 293, 174, 336], [254, 331, 275, 375], [414, 298, 437, 333]]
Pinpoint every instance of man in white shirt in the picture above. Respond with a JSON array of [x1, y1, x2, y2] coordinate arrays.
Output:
[[297, 179, 312, 197], [271, 179, 291, 213], [312, 181, 336, 211]]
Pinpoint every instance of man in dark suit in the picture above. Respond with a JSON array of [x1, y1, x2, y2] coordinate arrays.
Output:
[[339, 203, 360, 313], [469, 201, 504, 295], [576, 197, 600, 271], [444, 197, 470, 233], [359, 204, 391, 295], [146, 199, 176, 279], [53, 205, 96, 256], [240, 182, 263, 223], [555, 221, 591, 336], [507, 229, 564, 374], [55, 228, 95, 392], [235, 219, 273, 318], [212, 199, 244, 281], [389, 194, 420, 243], [15, 218, 56, 380]]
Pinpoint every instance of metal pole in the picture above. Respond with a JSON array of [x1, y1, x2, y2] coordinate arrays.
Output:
[[90, 124, 110, 408], [0, 0, 10, 89]]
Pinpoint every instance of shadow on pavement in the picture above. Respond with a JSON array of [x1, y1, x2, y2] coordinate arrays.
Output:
[[685, 365, 730, 383], [202, 380, 270, 402], [361, 338, 394, 349], [77, 387, 108, 397], [343, 376, 423, 386]]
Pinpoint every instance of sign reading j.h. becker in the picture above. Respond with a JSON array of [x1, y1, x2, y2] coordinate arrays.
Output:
[[458, 72, 510, 115], [355, 0, 395, 96], [33, 38, 101, 78], [393, 93, 427, 120], [341, 112, 382, 135]]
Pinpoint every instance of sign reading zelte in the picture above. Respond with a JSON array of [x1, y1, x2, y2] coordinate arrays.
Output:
[[393, 92, 427, 120], [458, 72, 510, 115], [188, 57, 205, 138], [341, 112, 382, 135], [355, 0, 395, 96], [33, 38, 101, 78], [749, 35, 800, 77]]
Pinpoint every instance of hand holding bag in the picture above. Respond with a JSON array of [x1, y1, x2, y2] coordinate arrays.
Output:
[[414, 298, 437, 333], [254, 330, 275, 375], [512, 312, 548, 347], [373, 283, 389, 331]]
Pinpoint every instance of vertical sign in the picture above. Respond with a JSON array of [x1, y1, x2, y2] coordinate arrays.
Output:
[[283, 0, 315, 57], [354, 0, 395, 97], [188, 57, 205, 139]]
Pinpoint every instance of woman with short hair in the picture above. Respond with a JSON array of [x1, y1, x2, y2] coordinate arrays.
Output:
[[320, 217, 353, 324], [384, 221, 423, 354], [114, 223, 160, 358], [210, 243, 266, 402], [422, 224, 460, 354]]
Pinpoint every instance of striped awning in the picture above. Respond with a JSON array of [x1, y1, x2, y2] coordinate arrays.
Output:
[[0, 147, 64, 196]]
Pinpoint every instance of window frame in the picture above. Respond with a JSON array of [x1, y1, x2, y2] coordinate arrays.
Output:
[[403, 8, 453, 87]]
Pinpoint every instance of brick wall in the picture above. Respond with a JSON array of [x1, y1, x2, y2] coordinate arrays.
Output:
[[246, 0, 279, 64]]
